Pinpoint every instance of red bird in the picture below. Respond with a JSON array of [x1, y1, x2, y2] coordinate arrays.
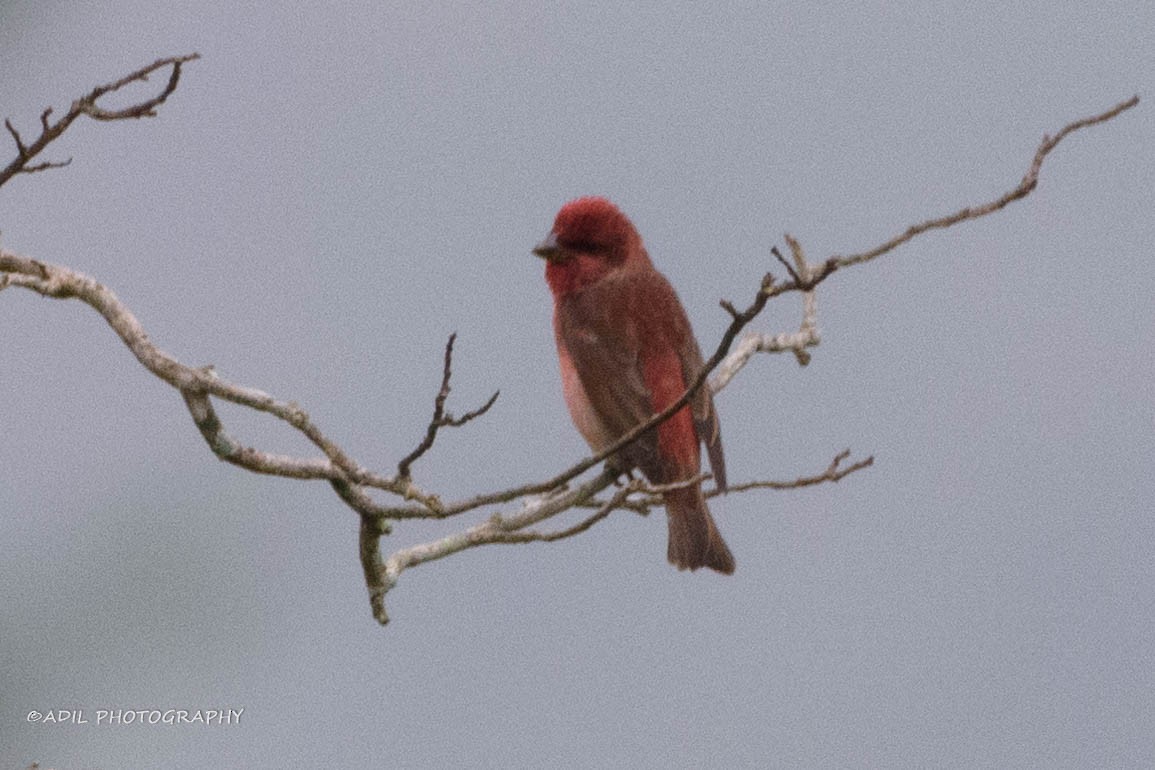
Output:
[[534, 196, 735, 574]]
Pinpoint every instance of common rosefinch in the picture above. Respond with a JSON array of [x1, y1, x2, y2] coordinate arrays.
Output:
[[534, 196, 734, 574]]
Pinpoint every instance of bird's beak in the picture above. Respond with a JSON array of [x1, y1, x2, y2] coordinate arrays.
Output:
[[533, 231, 560, 261]]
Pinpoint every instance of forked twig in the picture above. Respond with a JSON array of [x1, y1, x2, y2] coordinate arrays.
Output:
[[1, 54, 200, 187], [0, 64, 1137, 626], [397, 333, 499, 480]]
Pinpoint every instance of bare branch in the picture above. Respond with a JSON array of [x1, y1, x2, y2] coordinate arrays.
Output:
[[718, 450, 874, 495], [771, 244, 802, 285], [397, 333, 500, 480], [2, 85, 1136, 625], [366, 450, 871, 623], [830, 95, 1140, 270], [579, 451, 871, 512], [0, 250, 445, 516], [365, 95, 1138, 620], [713, 236, 820, 388], [5, 118, 26, 153], [719, 299, 741, 320], [78, 53, 193, 121], [511, 475, 707, 541], [708, 98, 1140, 392], [528, 486, 635, 541], [399, 271, 786, 521], [359, 512, 390, 624], [1, 54, 199, 187], [366, 468, 619, 623], [448, 391, 501, 426]]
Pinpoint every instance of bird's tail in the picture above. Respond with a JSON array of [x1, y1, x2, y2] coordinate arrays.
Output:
[[664, 484, 735, 575]]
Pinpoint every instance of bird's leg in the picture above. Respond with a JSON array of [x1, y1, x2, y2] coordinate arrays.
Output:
[[604, 455, 635, 486]]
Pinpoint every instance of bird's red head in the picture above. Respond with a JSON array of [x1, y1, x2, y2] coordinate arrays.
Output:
[[534, 196, 648, 297]]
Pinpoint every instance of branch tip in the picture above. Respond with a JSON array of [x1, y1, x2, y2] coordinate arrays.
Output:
[[2, 53, 200, 187], [5, 118, 26, 154], [396, 333, 498, 479], [3, 92, 1135, 626], [831, 94, 1138, 270], [772, 243, 801, 284]]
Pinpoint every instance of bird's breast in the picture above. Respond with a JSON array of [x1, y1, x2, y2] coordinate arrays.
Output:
[[555, 327, 615, 453]]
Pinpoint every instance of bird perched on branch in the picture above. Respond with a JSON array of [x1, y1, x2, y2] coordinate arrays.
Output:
[[534, 196, 734, 574]]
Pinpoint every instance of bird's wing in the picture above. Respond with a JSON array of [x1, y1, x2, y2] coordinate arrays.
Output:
[[673, 318, 727, 492], [555, 273, 659, 474], [558, 268, 723, 486]]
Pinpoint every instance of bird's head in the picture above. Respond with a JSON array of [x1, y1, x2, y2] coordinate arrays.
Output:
[[534, 196, 647, 297]]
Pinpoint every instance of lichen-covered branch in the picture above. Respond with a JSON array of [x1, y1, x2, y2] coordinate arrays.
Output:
[[0, 56, 1138, 625], [0, 251, 446, 512], [311, 94, 1143, 623]]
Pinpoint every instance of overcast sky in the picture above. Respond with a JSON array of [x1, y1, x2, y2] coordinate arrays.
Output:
[[2, 1, 1152, 767]]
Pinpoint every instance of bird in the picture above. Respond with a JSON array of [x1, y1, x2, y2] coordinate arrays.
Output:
[[533, 196, 735, 574]]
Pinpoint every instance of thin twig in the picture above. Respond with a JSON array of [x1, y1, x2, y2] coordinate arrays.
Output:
[[377, 271, 786, 521], [771, 244, 801, 285], [397, 333, 499, 480], [2, 86, 1137, 626], [1, 54, 200, 187], [717, 450, 874, 495], [831, 95, 1139, 270], [365, 95, 1138, 621]]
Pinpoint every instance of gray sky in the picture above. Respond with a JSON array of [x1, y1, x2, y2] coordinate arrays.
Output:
[[2, 1, 1152, 767]]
